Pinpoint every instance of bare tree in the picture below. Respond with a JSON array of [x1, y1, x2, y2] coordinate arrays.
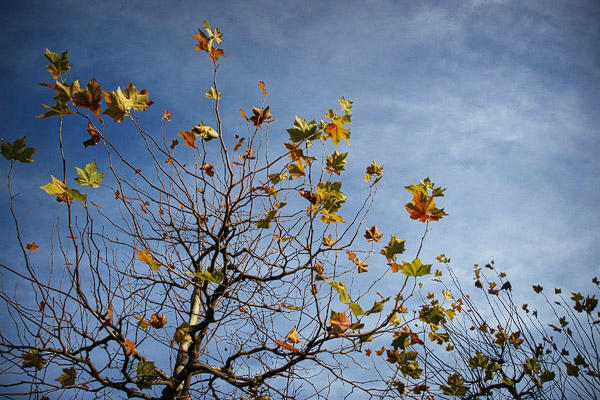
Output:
[[0, 22, 451, 400]]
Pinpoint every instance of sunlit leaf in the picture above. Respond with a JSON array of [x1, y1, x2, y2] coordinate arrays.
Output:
[[329, 311, 350, 335], [192, 124, 219, 141], [186, 269, 224, 283], [137, 249, 161, 272], [162, 109, 172, 121], [405, 190, 447, 222], [26, 242, 39, 251], [205, 86, 221, 99], [72, 78, 103, 119], [134, 316, 151, 331], [364, 225, 383, 242], [83, 123, 101, 148], [286, 116, 320, 143], [150, 314, 167, 329], [74, 160, 105, 188], [250, 106, 273, 127], [382, 235, 405, 261], [325, 150, 347, 175], [177, 130, 197, 149], [286, 327, 300, 344], [258, 80, 267, 95], [123, 339, 136, 356], [173, 322, 193, 345]]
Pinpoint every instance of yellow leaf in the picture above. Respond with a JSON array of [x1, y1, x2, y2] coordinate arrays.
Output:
[[258, 80, 267, 95], [286, 327, 300, 344]]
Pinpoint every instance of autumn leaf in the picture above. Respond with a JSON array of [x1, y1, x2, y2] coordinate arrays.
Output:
[[26, 242, 39, 251], [401, 258, 432, 278], [123, 339, 136, 356], [83, 123, 101, 148], [22, 349, 46, 370], [322, 234, 335, 247], [174, 322, 193, 344], [170, 139, 179, 150], [381, 235, 406, 261], [137, 249, 161, 272], [364, 225, 383, 242], [192, 29, 210, 51], [286, 327, 300, 344], [191, 124, 219, 141], [200, 163, 215, 177], [274, 339, 300, 352], [135, 316, 151, 330], [41, 176, 86, 203], [346, 250, 369, 273], [533, 285, 543, 293], [150, 314, 167, 329], [286, 116, 320, 143], [177, 131, 197, 149], [405, 190, 447, 222], [250, 106, 274, 127], [205, 86, 221, 99], [209, 47, 225, 62], [44, 49, 72, 79], [258, 80, 267, 95], [103, 83, 153, 123], [325, 150, 347, 175], [1, 136, 37, 163], [72, 78, 103, 120], [136, 360, 158, 389], [325, 119, 350, 146], [329, 311, 350, 335], [162, 109, 172, 121], [56, 367, 76, 387]]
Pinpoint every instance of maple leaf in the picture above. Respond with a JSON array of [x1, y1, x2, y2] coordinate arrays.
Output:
[[44, 49, 72, 79], [150, 314, 167, 329], [205, 86, 221, 99], [405, 190, 447, 222], [274, 339, 300, 352], [74, 160, 105, 188], [162, 109, 172, 121], [26, 242, 39, 251], [136, 360, 158, 389], [200, 163, 215, 177], [1, 136, 37, 163], [364, 225, 383, 242], [103, 83, 153, 123], [192, 124, 219, 141], [135, 316, 151, 330], [170, 139, 179, 149], [258, 80, 267, 95], [286, 327, 300, 344], [137, 249, 161, 272], [209, 48, 225, 63], [123, 339, 136, 356], [322, 234, 335, 247], [83, 123, 101, 148], [72, 78, 103, 120], [346, 251, 369, 273], [250, 106, 274, 127], [325, 119, 351, 146], [56, 367, 76, 388], [173, 322, 193, 344], [177, 131, 197, 149], [329, 311, 350, 335], [193, 29, 210, 51], [326, 150, 347, 175], [381, 235, 406, 261], [287, 116, 320, 142], [22, 349, 46, 370], [364, 161, 384, 183]]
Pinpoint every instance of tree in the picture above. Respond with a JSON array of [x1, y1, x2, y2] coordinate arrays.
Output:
[[0, 21, 451, 399]]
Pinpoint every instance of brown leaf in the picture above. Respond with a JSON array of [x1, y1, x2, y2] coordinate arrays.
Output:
[[177, 131, 197, 149], [274, 339, 300, 352], [150, 313, 167, 329], [298, 189, 317, 204], [123, 339, 136, 356], [329, 312, 350, 335], [249, 106, 273, 127], [26, 242, 39, 251], [200, 163, 215, 177], [163, 109, 172, 121], [170, 139, 179, 149], [209, 47, 225, 63], [83, 123, 101, 148], [364, 225, 383, 242]]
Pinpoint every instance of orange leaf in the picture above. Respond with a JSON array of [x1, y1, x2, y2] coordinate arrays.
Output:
[[258, 80, 267, 95], [193, 30, 210, 51], [26, 242, 39, 251], [329, 312, 350, 335], [404, 191, 447, 222], [177, 131, 197, 149], [209, 48, 225, 63], [286, 327, 300, 344], [83, 123, 101, 148], [274, 339, 300, 352], [123, 339, 136, 356], [238, 109, 249, 121], [200, 163, 215, 177], [163, 109, 172, 122]]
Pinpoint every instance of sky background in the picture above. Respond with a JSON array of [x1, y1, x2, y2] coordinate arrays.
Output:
[[1, 0, 599, 310]]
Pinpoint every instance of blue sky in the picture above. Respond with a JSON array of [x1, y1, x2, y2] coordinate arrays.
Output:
[[1, 0, 599, 318]]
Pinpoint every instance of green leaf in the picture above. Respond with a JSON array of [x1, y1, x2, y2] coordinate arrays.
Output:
[[325, 151, 347, 175], [402, 258, 432, 277], [382, 235, 405, 261], [286, 116, 320, 143], [440, 372, 470, 396], [365, 298, 389, 315], [191, 124, 219, 141], [21, 349, 46, 370], [205, 86, 221, 99], [74, 160, 105, 188], [37, 80, 80, 118], [338, 97, 353, 115], [56, 367, 76, 387], [137, 249, 161, 272], [103, 83, 152, 123], [44, 49, 72, 79], [256, 209, 277, 229], [315, 181, 347, 213], [1, 136, 37, 163], [350, 303, 365, 316], [136, 360, 158, 389], [41, 176, 86, 203], [326, 279, 349, 304], [469, 350, 489, 369], [186, 269, 224, 283]]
